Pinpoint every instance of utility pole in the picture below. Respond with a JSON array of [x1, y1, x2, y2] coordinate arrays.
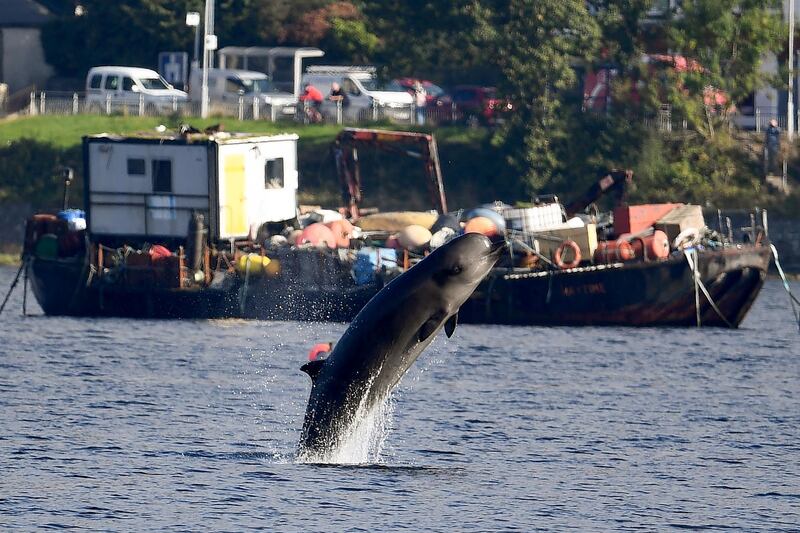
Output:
[[789, 0, 795, 140], [200, 0, 216, 119]]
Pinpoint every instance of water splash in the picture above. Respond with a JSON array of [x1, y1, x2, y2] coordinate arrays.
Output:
[[297, 384, 397, 466], [323, 395, 395, 464]]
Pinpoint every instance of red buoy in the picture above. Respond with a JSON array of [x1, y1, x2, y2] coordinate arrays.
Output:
[[308, 342, 333, 361]]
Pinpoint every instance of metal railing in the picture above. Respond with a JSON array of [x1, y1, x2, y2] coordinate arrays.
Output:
[[641, 104, 788, 133], [26, 91, 444, 126]]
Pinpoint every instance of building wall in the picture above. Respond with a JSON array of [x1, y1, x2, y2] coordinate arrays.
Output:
[[1, 27, 53, 93]]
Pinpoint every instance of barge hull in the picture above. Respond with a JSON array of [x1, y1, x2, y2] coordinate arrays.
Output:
[[459, 246, 770, 328], [29, 258, 238, 319]]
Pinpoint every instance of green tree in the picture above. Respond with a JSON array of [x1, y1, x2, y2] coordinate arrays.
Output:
[[41, 0, 375, 79], [664, 0, 783, 136], [488, 0, 601, 193], [364, 1, 496, 84]]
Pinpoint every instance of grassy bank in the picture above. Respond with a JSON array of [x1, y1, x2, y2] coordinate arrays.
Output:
[[0, 115, 500, 210], [0, 114, 480, 150], [0, 115, 344, 147]]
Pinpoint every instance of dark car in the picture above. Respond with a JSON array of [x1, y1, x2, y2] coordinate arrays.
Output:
[[389, 78, 452, 107], [451, 85, 512, 126]]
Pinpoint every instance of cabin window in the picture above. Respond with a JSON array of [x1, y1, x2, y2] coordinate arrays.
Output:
[[104, 75, 119, 90], [265, 158, 284, 189], [89, 74, 102, 90], [225, 77, 245, 94], [127, 158, 146, 176], [152, 159, 172, 193], [122, 77, 136, 92]]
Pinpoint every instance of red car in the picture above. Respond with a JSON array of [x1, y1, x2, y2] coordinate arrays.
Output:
[[451, 85, 512, 126]]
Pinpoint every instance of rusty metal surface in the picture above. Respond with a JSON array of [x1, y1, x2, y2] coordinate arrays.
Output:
[[460, 245, 771, 328]]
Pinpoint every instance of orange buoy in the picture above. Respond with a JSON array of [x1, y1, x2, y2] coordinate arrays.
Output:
[[554, 240, 582, 269], [630, 230, 670, 260], [326, 219, 355, 248], [308, 342, 333, 361], [463, 216, 499, 237], [594, 239, 635, 263], [295, 223, 336, 249]]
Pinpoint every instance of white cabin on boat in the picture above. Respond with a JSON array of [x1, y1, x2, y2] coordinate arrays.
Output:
[[83, 131, 299, 242]]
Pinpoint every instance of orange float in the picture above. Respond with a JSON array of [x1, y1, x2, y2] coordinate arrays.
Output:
[[629, 230, 670, 260], [463, 216, 499, 237], [594, 238, 635, 263]]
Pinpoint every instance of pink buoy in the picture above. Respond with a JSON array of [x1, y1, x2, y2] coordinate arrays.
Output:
[[326, 219, 355, 248], [296, 223, 336, 249]]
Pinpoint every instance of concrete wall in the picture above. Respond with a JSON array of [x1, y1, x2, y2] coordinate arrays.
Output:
[[1, 27, 53, 93]]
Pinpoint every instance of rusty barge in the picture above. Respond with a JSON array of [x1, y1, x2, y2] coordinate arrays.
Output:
[[21, 128, 772, 328]]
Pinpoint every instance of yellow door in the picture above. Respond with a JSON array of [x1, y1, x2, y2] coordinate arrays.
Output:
[[223, 153, 247, 236]]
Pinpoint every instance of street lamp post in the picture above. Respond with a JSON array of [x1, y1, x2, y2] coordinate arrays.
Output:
[[185, 11, 200, 69]]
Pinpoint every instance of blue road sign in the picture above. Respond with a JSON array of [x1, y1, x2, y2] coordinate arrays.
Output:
[[158, 52, 189, 87]]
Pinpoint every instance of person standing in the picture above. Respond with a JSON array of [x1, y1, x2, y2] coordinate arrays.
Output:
[[765, 118, 781, 175], [414, 80, 427, 125], [329, 82, 348, 106]]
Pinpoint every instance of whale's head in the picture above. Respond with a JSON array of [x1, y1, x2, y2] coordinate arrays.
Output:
[[424, 232, 505, 309]]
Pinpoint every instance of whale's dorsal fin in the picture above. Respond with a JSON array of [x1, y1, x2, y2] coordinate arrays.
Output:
[[300, 359, 326, 381], [445, 313, 458, 338]]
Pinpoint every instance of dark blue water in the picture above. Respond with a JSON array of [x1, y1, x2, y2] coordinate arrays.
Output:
[[1, 265, 798, 531]]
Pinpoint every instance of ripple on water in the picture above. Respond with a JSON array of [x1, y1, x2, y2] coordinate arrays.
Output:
[[0, 269, 798, 530]]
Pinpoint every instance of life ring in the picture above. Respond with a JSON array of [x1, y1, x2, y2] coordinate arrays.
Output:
[[673, 227, 701, 250], [554, 240, 581, 269]]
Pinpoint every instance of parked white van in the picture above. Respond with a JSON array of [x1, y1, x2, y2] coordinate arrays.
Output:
[[188, 68, 297, 116], [86, 66, 188, 112], [302, 66, 413, 122]]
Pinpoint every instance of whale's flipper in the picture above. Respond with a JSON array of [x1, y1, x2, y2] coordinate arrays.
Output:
[[301, 359, 326, 381], [445, 313, 457, 338]]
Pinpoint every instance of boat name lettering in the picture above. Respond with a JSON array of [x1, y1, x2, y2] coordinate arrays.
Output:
[[562, 283, 606, 296]]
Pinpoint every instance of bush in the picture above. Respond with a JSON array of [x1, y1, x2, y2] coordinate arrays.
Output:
[[0, 139, 83, 209]]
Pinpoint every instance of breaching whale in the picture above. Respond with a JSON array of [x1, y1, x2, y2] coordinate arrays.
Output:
[[298, 232, 505, 458]]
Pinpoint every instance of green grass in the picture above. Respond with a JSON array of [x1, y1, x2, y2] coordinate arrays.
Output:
[[0, 115, 347, 148], [0, 115, 484, 148], [0, 114, 488, 154]]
